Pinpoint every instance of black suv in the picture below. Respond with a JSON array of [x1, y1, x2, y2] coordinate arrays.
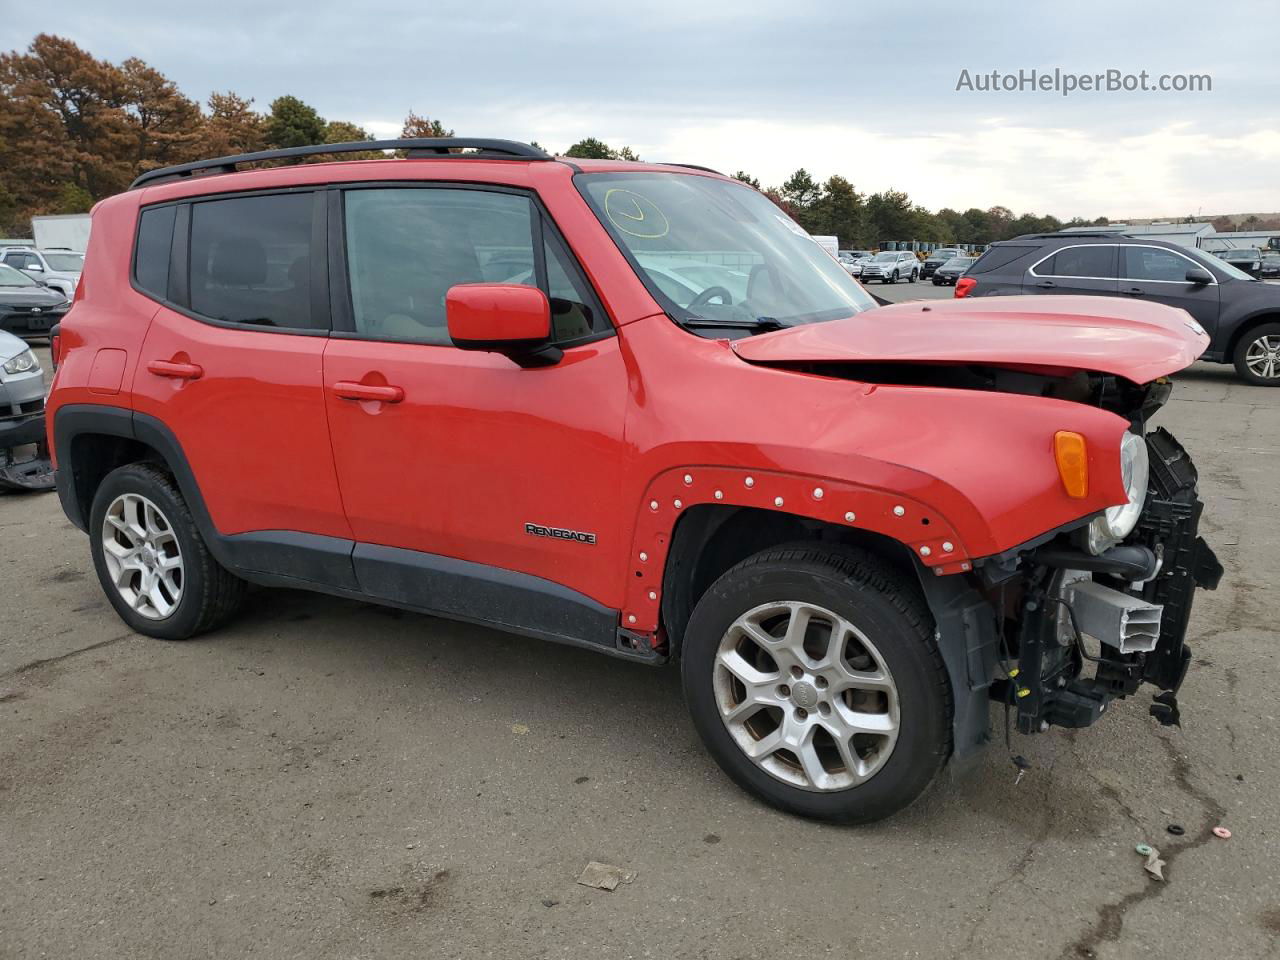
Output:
[[957, 231, 1280, 385]]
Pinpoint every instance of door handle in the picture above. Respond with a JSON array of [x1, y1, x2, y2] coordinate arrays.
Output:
[[333, 381, 404, 403], [1122, 286, 1145, 296], [1034, 280, 1057, 289], [147, 359, 203, 380]]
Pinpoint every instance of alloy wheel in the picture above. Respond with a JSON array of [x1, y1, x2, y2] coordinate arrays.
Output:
[[100, 492, 184, 620], [712, 601, 900, 792], [1244, 334, 1280, 380]]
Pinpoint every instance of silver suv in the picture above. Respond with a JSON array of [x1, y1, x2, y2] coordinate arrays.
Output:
[[859, 250, 920, 284], [1, 247, 84, 298], [0, 328, 53, 490]]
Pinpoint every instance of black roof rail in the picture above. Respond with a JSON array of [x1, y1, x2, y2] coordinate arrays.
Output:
[[130, 138, 552, 190], [1006, 230, 1124, 241], [658, 162, 726, 176]]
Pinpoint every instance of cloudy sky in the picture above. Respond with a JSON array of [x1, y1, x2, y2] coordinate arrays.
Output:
[[6, 1, 1278, 219]]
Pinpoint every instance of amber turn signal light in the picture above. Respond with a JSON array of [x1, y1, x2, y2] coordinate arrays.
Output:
[[1054, 431, 1089, 498]]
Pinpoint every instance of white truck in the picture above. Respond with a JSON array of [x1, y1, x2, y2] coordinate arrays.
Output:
[[31, 214, 92, 253]]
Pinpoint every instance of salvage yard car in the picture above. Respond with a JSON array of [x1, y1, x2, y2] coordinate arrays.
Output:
[[0, 262, 71, 337], [957, 230, 1280, 385], [931, 255, 977, 286], [46, 139, 1221, 823], [0, 328, 54, 491], [859, 250, 919, 283]]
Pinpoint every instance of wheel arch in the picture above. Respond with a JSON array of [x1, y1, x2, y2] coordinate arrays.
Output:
[[1225, 310, 1280, 364]]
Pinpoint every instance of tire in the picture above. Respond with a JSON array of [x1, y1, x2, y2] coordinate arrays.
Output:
[[889, 270, 899, 284], [1232, 322, 1280, 386], [681, 544, 952, 823], [908, 270, 918, 283], [89, 462, 246, 640]]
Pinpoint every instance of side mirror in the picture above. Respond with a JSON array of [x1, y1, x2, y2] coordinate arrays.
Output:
[[446, 283, 560, 367], [1185, 266, 1213, 285], [25, 263, 43, 273]]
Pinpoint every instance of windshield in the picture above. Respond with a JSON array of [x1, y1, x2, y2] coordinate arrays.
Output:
[[0, 263, 36, 287], [943, 257, 976, 268], [931, 249, 960, 259], [872, 252, 900, 262], [43, 253, 83, 272], [1193, 247, 1257, 281], [578, 173, 876, 331]]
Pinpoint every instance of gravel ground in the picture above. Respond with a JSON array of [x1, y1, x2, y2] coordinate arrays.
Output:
[[2, 335, 1277, 960]]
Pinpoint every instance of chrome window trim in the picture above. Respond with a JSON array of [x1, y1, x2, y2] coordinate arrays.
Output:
[[1118, 243, 1218, 285], [1027, 243, 1118, 281]]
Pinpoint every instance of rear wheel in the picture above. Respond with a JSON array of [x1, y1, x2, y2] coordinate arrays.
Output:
[[681, 545, 952, 823], [1233, 322, 1280, 386], [908, 269, 918, 283], [89, 463, 245, 639]]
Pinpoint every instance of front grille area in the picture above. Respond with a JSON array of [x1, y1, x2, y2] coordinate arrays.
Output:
[[1, 394, 44, 420]]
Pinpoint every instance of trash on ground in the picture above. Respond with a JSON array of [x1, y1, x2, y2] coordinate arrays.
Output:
[[1141, 846, 1166, 881], [1166, 823, 1185, 836], [511, 724, 529, 735], [1213, 826, 1232, 839], [1135, 843, 1153, 856], [576, 861, 637, 891]]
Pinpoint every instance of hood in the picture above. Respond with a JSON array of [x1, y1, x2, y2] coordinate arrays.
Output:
[[732, 295, 1209, 384], [0, 284, 68, 306], [0, 329, 29, 364]]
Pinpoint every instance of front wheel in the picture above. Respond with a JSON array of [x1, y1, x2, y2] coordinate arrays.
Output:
[[889, 270, 899, 284], [1234, 322, 1280, 386], [681, 545, 952, 823], [89, 462, 246, 639]]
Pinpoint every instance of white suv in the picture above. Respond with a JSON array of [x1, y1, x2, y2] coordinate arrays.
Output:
[[1, 247, 83, 298], [858, 250, 920, 284]]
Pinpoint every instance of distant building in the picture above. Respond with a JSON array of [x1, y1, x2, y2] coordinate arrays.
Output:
[[1200, 230, 1280, 253], [1059, 222, 1215, 248]]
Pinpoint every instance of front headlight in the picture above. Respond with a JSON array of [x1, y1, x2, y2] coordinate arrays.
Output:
[[1086, 430, 1149, 554], [2, 348, 40, 376]]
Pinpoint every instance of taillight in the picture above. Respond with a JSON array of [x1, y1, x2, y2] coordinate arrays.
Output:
[[50, 324, 62, 369], [954, 276, 976, 298]]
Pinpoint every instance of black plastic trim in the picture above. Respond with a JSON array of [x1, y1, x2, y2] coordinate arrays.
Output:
[[130, 138, 552, 189]]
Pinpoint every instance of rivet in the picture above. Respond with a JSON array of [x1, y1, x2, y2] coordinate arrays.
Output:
[[961, 562, 971, 571], [683, 474, 693, 485], [942, 541, 954, 552], [639, 552, 648, 562], [774, 496, 784, 507], [893, 505, 906, 517], [648, 591, 657, 601], [714, 490, 723, 500], [649, 500, 659, 511], [744, 476, 755, 488], [844, 511, 856, 523], [673, 499, 683, 509], [920, 546, 932, 557], [812, 487, 824, 500], [628, 615, 637, 624]]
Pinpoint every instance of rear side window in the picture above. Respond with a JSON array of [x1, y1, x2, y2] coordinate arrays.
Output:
[[966, 244, 1036, 275], [1036, 245, 1115, 279], [134, 205, 176, 300], [189, 193, 317, 329]]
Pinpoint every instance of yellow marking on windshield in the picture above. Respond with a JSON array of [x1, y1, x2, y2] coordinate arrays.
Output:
[[604, 188, 670, 239]]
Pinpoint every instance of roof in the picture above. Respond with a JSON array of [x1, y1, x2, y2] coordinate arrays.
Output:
[[1060, 222, 1214, 236]]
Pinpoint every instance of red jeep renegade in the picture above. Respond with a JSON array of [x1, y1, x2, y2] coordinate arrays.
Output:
[[47, 138, 1222, 822]]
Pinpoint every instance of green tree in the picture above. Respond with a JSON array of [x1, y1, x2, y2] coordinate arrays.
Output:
[[55, 181, 92, 213], [809, 175, 869, 246], [865, 189, 915, 242], [732, 170, 760, 189], [780, 168, 821, 214], [264, 95, 325, 149], [564, 137, 614, 159]]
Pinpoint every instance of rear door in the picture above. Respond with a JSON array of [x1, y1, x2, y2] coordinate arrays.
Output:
[[1024, 243, 1118, 296], [130, 189, 354, 581], [1118, 244, 1221, 338], [321, 184, 630, 625]]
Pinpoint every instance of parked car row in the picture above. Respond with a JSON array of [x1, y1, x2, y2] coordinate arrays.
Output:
[[0, 246, 83, 299], [956, 230, 1280, 385]]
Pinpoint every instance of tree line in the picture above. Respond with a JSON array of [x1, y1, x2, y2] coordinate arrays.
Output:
[[2, 32, 1107, 245]]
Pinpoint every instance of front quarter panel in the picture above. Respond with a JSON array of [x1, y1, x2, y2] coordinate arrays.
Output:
[[616, 316, 1129, 631]]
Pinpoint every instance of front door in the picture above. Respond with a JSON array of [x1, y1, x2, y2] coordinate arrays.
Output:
[[1118, 244, 1222, 339], [321, 185, 629, 636]]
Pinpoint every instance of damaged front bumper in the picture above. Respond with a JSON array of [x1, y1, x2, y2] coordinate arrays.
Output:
[[924, 427, 1222, 760], [998, 427, 1222, 733], [0, 410, 55, 492]]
